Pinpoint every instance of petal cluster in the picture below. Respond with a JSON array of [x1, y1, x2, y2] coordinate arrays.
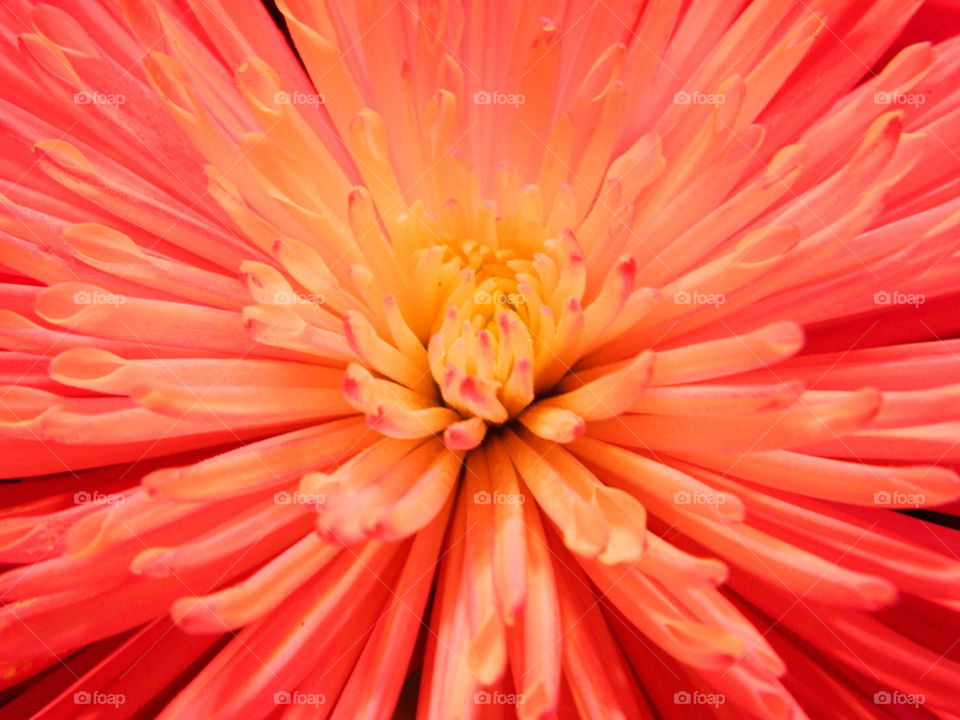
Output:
[[0, 1, 959, 719]]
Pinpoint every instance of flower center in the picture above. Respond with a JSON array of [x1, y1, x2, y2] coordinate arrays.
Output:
[[423, 215, 590, 430], [339, 183, 636, 450]]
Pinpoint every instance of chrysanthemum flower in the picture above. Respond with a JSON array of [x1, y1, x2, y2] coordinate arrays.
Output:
[[2, 0, 960, 717]]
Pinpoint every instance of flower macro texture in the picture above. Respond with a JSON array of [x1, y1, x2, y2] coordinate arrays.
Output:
[[2, 0, 960, 718]]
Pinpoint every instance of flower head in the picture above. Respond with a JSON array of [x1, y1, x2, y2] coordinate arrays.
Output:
[[2, 1, 960, 718]]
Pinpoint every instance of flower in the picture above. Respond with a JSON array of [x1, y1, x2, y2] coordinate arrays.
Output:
[[1, 0, 960, 718]]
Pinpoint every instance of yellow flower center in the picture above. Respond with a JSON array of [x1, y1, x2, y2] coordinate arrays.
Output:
[[338, 171, 643, 450]]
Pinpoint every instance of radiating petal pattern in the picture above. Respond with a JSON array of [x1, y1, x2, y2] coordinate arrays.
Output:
[[1, 1, 960, 719]]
